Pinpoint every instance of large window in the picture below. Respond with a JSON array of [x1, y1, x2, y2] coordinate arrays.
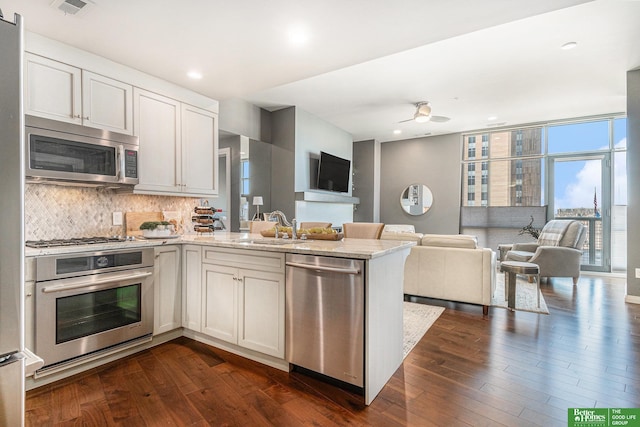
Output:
[[548, 120, 609, 154], [241, 159, 250, 196], [462, 128, 543, 207], [462, 117, 627, 272]]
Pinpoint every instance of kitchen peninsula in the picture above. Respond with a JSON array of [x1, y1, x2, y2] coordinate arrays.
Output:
[[25, 233, 415, 405]]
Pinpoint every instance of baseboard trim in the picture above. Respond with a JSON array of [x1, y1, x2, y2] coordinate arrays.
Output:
[[625, 294, 640, 305]]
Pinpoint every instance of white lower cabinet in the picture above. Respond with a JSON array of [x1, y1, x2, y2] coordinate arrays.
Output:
[[153, 245, 181, 335], [182, 245, 203, 332], [200, 248, 285, 359]]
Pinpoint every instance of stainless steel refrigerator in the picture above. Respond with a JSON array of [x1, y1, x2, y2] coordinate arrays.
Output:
[[0, 9, 25, 427]]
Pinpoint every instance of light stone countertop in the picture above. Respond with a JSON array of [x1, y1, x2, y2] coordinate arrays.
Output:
[[25, 232, 416, 260]]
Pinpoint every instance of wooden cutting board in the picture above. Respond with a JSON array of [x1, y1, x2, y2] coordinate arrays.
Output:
[[125, 211, 163, 236]]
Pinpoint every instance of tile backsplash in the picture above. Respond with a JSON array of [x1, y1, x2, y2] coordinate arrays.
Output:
[[25, 184, 201, 240]]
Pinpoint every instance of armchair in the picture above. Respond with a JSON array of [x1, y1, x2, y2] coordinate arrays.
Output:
[[505, 219, 587, 284], [342, 222, 385, 239]]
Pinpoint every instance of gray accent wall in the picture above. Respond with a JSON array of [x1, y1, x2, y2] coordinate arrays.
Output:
[[219, 98, 271, 142], [380, 133, 462, 234], [270, 106, 355, 225], [627, 69, 640, 299], [295, 109, 353, 192], [219, 135, 241, 232], [220, 135, 273, 231], [353, 139, 376, 222], [271, 107, 296, 219]]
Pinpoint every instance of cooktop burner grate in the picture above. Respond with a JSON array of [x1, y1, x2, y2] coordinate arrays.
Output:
[[26, 236, 130, 248]]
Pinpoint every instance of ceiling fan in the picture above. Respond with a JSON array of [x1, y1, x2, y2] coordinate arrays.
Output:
[[399, 101, 450, 123]]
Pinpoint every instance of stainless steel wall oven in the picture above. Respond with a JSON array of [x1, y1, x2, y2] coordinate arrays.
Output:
[[35, 248, 154, 368]]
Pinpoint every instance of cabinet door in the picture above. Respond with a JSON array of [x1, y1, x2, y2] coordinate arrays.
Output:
[[182, 245, 202, 332], [134, 88, 182, 193], [24, 53, 82, 124], [202, 264, 237, 343], [238, 269, 285, 358], [82, 71, 133, 134], [153, 245, 181, 335], [25, 257, 36, 350], [181, 104, 218, 196]]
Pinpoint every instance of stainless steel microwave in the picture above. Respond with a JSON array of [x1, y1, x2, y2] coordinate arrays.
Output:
[[25, 115, 139, 188]]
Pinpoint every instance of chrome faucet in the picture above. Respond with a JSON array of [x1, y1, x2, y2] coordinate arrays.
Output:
[[274, 224, 279, 239], [291, 218, 297, 240]]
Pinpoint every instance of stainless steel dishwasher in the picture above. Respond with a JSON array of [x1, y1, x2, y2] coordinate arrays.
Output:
[[285, 253, 364, 387]]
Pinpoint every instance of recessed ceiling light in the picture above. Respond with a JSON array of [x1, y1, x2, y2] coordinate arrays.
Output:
[[288, 26, 309, 45], [561, 41, 577, 50], [487, 116, 497, 121], [187, 70, 203, 80], [393, 129, 402, 135]]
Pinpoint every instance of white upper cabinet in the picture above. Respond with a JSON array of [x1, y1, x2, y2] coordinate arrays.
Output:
[[24, 53, 82, 124], [134, 88, 182, 194], [181, 104, 218, 196], [81, 71, 133, 134], [134, 88, 218, 197], [24, 53, 133, 134], [24, 48, 218, 197]]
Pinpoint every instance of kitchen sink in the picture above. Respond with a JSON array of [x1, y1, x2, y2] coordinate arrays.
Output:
[[232, 238, 295, 246]]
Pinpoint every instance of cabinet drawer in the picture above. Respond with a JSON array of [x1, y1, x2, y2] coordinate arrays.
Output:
[[203, 248, 284, 273], [25, 257, 36, 282]]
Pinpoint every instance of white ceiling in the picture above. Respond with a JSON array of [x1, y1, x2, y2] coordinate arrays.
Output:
[[2, 0, 640, 142]]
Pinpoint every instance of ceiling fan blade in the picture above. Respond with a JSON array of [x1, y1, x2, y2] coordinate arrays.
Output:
[[398, 118, 414, 123], [430, 115, 450, 123]]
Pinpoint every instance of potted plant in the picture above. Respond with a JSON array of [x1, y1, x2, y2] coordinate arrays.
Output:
[[518, 215, 540, 240], [139, 221, 174, 237]]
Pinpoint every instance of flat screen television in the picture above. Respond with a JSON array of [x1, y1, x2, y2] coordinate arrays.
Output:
[[317, 151, 350, 193]]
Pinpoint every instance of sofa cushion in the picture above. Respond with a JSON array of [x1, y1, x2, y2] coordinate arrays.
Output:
[[383, 224, 416, 233], [420, 234, 477, 249], [505, 250, 534, 262], [380, 231, 423, 242]]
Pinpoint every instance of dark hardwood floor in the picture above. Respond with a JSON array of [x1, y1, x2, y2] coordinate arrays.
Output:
[[26, 274, 640, 426]]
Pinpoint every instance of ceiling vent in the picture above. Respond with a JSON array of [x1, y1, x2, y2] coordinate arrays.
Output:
[[50, 0, 92, 16]]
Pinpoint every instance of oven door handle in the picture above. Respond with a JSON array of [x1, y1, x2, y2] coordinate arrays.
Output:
[[41, 271, 153, 293]]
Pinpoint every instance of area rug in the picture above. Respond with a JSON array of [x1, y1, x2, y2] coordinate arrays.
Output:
[[403, 302, 445, 359], [492, 272, 549, 314]]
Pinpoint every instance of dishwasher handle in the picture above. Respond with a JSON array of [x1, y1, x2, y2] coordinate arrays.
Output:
[[286, 261, 360, 275]]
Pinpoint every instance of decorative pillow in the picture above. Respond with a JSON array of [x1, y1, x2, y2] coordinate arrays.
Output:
[[420, 234, 477, 249], [558, 221, 583, 248], [538, 220, 572, 247]]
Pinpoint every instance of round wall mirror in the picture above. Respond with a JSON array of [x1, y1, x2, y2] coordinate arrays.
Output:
[[400, 184, 433, 215]]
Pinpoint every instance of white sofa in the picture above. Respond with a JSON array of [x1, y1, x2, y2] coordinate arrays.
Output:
[[383, 232, 496, 315]]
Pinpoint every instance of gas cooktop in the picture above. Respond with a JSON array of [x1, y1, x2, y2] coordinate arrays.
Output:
[[25, 236, 134, 248]]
